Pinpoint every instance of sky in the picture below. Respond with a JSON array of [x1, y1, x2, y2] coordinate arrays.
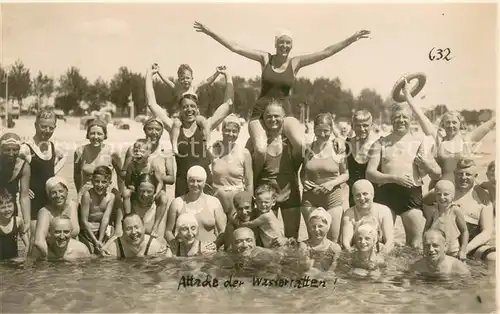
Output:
[[1, 3, 498, 110]]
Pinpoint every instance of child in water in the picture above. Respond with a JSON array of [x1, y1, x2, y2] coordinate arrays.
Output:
[[424, 180, 468, 260], [350, 222, 385, 277], [411, 229, 469, 277], [122, 139, 166, 215], [0, 190, 29, 260], [79, 166, 116, 254], [152, 63, 225, 155], [236, 184, 289, 249], [299, 207, 341, 272]]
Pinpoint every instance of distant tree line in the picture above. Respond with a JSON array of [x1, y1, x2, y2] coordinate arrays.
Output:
[[0, 59, 493, 125]]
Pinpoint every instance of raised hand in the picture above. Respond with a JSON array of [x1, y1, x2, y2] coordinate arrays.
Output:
[[151, 63, 160, 74], [351, 30, 371, 41], [193, 21, 211, 35], [216, 65, 227, 74]]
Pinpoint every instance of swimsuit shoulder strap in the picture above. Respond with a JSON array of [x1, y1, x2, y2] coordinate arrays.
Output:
[[144, 236, 154, 256], [117, 238, 125, 258]]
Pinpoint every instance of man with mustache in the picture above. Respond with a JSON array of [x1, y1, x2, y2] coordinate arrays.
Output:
[[102, 213, 171, 258], [31, 215, 90, 260]]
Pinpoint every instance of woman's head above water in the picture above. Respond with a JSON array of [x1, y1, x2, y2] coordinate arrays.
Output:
[[122, 213, 146, 246]]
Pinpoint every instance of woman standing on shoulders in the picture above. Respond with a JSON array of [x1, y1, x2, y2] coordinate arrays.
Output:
[[194, 21, 370, 180]]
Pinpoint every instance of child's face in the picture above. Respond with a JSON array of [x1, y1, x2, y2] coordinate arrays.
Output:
[[487, 164, 495, 184], [178, 70, 193, 89], [235, 201, 252, 222], [435, 185, 454, 208], [92, 174, 110, 195], [354, 229, 376, 252], [0, 198, 14, 220], [255, 192, 275, 214], [132, 143, 151, 162], [178, 223, 198, 244], [308, 217, 328, 241]]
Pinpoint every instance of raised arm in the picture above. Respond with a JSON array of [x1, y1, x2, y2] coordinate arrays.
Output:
[[19, 162, 31, 235], [294, 30, 370, 72], [194, 22, 267, 65], [154, 64, 176, 90], [242, 148, 254, 195], [197, 66, 225, 89], [145, 67, 173, 132], [403, 78, 437, 137], [465, 116, 496, 143], [208, 70, 234, 130]]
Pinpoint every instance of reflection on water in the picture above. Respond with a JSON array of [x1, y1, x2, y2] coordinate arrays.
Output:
[[0, 247, 495, 313]]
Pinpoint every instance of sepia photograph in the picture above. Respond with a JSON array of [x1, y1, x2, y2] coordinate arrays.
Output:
[[0, 2, 497, 313]]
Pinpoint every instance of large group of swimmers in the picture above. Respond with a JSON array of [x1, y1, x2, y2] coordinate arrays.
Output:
[[0, 22, 497, 280]]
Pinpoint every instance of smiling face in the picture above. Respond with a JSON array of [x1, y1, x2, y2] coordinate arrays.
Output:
[[48, 218, 72, 249], [314, 122, 333, 142], [35, 117, 57, 142], [434, 181, 455, 209], [308, 217, 329, 241], [222, 123, 240, 144], [123, 215, 145, 246], [423, 230, 447, 264], [352, 182, 374, 210], [143, 121, 163, 144], [179, 98, 199, 124], [187, 175, 205, 194], [275, 36, 293, 57], [441, 114, 461, 138], [87, 125, 106, 147], [92, 174, 110, 196], [49, 183, 68, 207], [178, 223, 198, 245], [0, 143, 20, 162], [178, 69, 194, 90], [454, 167, 477, 191], [263, 104, 285, 131], [235, 201, 253, 222], [352, 117, 373, 140], [354, 228, 376, 252], [0, 196, 15, 220], [255, 191, 275, 215], [233, 228, 256, 256], [132, 142, 151, 163], [391, 108, 412, 135]]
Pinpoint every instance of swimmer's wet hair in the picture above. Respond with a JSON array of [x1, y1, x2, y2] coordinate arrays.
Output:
[[255, 183, 278, 199], [0, 189, 14, 203], [35, 108, 57, 124], [177, 64, 193, 77], [352, 109, 373, 123], [455, 158, 476, 171], [424, 228, 447, 241], [93, 165, 112, 180], [122, 212, 143, 223]]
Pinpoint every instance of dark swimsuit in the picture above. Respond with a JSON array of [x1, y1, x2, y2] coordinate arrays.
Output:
[[27, 143, 56, 220], [251, 54, 295, 119], [116, 236, 154, 259], [175, 126, 213, 197], [0, 157, 26, 216], [0, 218, 19, 260]]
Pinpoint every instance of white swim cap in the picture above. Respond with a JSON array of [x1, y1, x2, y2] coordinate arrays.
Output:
[[275, 29, 293, 44], [176, 213, 199, 229], [45, 176, 68, 196], [308, 207, 332, 229], [186, 165, 207, 182]]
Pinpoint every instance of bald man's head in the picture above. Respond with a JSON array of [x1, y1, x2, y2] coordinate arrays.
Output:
[[233, 227, 256, 256], [352, 180, 375, 209]]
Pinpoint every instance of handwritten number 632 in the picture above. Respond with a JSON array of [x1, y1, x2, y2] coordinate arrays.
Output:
[[429, 48, 453, 61]]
